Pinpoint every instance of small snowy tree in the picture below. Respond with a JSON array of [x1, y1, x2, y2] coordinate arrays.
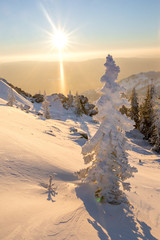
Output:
[[76, 55, 137, 204], [129, 88, 139, 129], [7, 88, 16, 107], [42, 92, 51, 119]]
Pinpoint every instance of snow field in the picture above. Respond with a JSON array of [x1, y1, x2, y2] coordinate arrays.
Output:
[[0, 103, 159, 239]]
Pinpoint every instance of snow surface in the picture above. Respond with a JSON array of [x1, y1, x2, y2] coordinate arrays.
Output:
[[119, 71, 160, 100], [0, 80, 33, 108], [0, 84, 160, 239]]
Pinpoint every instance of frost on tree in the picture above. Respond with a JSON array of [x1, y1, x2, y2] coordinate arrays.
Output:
[[76, 55, 137, 204], [42, 92, 51, 119], [7, 88, 16, 107]]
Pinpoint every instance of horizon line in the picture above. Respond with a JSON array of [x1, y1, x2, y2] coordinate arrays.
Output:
[[0, 47, 160, 63]]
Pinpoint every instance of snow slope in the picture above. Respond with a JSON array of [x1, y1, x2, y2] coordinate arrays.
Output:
[[82, 89, 102, 103], [0, 79, 33, 107], [0, 105, 159, 240], [119, 71, 160, 100]]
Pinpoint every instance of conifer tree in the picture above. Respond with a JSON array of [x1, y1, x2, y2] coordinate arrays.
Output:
[[76, 55, 137, 204], [148, 97, 160, 152], [74, 92, 82, 115], [138, 84, 160, 150], [139, 85, 155, 140], [130, 88, 139, 129], [7, 88, 16, 107], [42, 92, 51, 119], [67, 90, 73, 108]]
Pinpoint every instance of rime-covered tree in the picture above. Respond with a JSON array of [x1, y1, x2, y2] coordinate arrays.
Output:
[[7, 88, 16, 107], [42, 92, 51, 119], [129, 88, 139, 129], [76, 55, 137, 204]]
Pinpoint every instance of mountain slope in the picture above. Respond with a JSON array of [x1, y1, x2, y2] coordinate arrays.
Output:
[[119, 71, 160, 99], [0, 106, 159, 239], [0, 79, 33, 107]]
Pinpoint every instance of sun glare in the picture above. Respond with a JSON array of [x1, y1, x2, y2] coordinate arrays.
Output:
[[52, 31, 68, 51], [40, 5, 73, 94]]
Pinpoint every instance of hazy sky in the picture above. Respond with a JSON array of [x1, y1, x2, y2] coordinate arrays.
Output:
[[0, 0, 160, 62]]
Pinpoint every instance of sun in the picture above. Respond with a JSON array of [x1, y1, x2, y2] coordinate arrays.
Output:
[[52, 30, 68, 51]]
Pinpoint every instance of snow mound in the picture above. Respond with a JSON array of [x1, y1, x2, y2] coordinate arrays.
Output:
[[0, 79, 33, 108]]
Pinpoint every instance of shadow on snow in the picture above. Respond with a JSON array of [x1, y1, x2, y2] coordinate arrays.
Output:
[[41, 187, 57, 202], [127, 130, 155, 156], [76, 183, 158, 240]]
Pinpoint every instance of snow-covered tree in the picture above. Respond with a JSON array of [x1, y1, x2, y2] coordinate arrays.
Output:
[[42, 92, 51, 119], [76, 55, 137, 204], [129, 88, 139, 129], [7, 88, 16, 107]]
